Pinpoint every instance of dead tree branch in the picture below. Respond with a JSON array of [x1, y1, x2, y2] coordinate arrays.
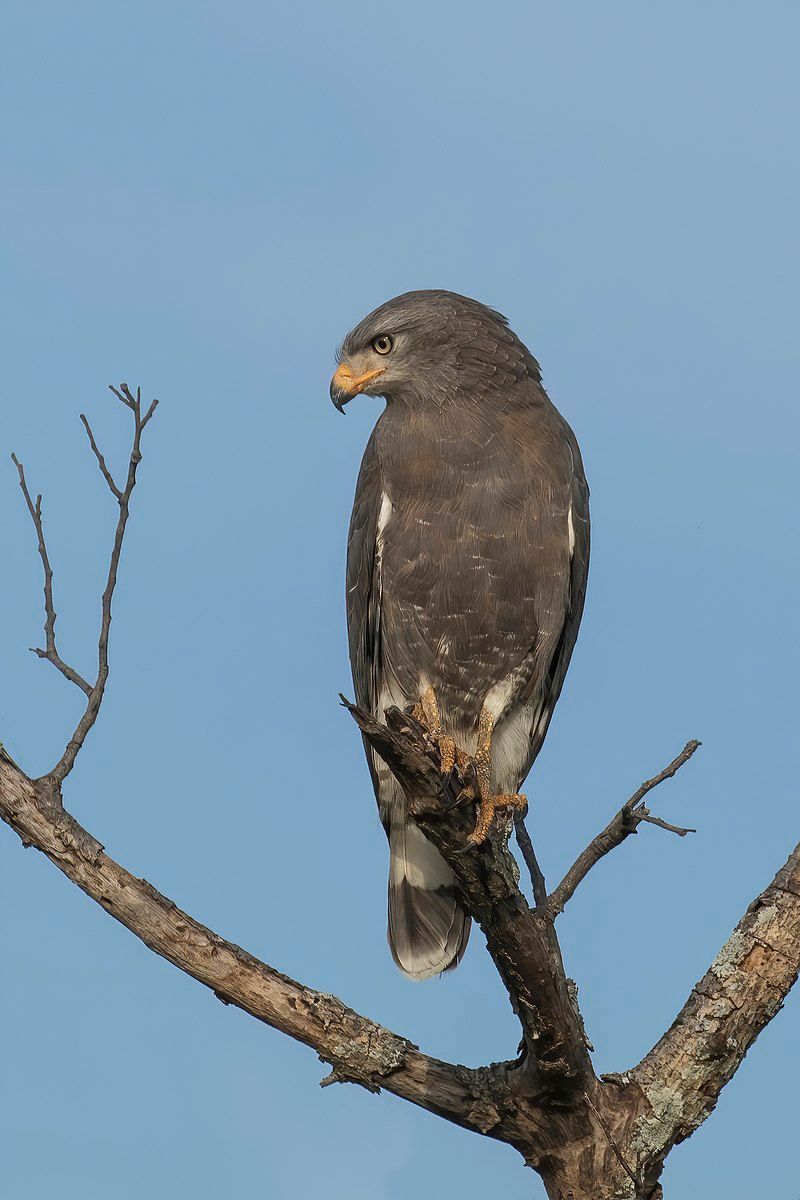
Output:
[[515, 813, 549, 907], [341, 696, 595, 1100], [0, 743, 528, 1148], [628, 840, 800, 1185], [547, 741, 700, 917], [12, 383, 158, 788], [10, 454, 93, 696], [80, 413, 123, 499], [3, 389, 798, 1200]]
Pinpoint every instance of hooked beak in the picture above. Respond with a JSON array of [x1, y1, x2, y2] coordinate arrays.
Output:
[[330, 363, 386, 413]]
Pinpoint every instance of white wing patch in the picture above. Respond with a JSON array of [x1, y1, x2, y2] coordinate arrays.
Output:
[[567, 502, 575, 558], [377, 490, 393, 556], [372, 490, 393, 709], [492, 703, 537, 795], [483, 673, 516, 721]]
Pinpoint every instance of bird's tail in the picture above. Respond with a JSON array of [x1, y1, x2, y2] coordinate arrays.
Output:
[[387, 819, 470, 980]]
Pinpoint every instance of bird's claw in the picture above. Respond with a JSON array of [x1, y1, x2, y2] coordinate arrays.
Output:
[[438, 777, 478, 812]]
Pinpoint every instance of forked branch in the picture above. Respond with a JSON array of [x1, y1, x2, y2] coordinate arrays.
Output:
[[10, 455, 93, 696], [342, 696, 596, 1097], [0, 744, 525, 1148], [515, 813, 549, 907], [80, 413, 123, 499], [12, 383, 158, 788], [547, 740, 700, 917], [629, 838, 800, 1179]]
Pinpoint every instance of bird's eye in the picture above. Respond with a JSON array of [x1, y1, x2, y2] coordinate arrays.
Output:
[[372, 334, 394, 355]]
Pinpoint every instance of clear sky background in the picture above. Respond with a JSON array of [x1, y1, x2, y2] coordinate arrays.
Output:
[[1, 3, 797, 1198]]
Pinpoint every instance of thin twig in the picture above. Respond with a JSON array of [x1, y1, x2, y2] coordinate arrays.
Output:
[[514, 813, 548, 907], [47, 384, 158, 786], [140, 398, 158, 428], [638, 812, 695, 836], [626, 739, 702, 808], [546, 740, 701, 917], [108, 383, 135, 410], [80, 414, 122, 499], [12, 384, 158, 788], [10, 454, 93, 696]]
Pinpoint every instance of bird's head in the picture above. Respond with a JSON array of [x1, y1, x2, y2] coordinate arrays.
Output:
[[329, 290, 539, 412]]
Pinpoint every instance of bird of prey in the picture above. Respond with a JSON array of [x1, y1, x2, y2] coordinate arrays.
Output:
[[331, 291, 589, 980]]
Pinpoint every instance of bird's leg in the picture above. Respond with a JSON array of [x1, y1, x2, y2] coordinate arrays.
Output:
[[469, 705, 527, 846], [412, 684, 455, 774], [411, 685, 471, 778]]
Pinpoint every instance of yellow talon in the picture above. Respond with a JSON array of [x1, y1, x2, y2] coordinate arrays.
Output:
[[468, 704, 527, 846], [414, 686, 468, 779], [412, 688, 526, 845]]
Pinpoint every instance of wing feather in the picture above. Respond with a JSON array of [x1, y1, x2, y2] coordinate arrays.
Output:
[[521, 437, 590, 778], [346, 430, 383, 716]]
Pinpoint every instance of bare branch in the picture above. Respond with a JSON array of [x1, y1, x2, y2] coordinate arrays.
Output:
[[514, 813, 548, 907], [80, 414, 122, 499], [12, 385, 158, 787], [547, 741, 700, 917], [629, 840, 800, 1174], [140, 397, 159, 428], [108, 383, 136, 410], [46, 385, 158, 787], [626, 739, 702, 808], [0, 745, 531, 1153], [10, 453, 93, 696], [3, 697, 795, 1199], [341, 696, 595, 1100], [636, 812, 694, 836]]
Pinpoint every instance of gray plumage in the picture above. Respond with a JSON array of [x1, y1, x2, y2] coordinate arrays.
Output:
[[335, 290, 589, 980]]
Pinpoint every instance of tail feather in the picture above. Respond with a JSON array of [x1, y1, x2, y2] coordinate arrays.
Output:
[[387, 821, 470, 980]]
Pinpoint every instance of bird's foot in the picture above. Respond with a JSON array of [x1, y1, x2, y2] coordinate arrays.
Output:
[[439, 761, 479, 812], [411, 686, 471, 780], [411, 688, 526, 848], [463, 703, 527, 847], [467, 790, 527, 846]]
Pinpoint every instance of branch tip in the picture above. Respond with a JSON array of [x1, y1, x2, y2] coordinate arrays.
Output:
[[547, 738, 701, 916], [80, 413, 123, 499], [514, 813, 549, 907]]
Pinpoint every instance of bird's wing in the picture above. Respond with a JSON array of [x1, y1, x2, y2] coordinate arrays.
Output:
[[346, 430, 470, 979], [521, 435, 590, 778], [345, 428, 384, 753]]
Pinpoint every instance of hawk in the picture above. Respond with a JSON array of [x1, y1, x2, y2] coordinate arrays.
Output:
[[331, 291, 589, 980]]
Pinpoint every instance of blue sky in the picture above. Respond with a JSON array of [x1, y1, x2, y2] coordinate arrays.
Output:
[[1, 2, 797, 1197]]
